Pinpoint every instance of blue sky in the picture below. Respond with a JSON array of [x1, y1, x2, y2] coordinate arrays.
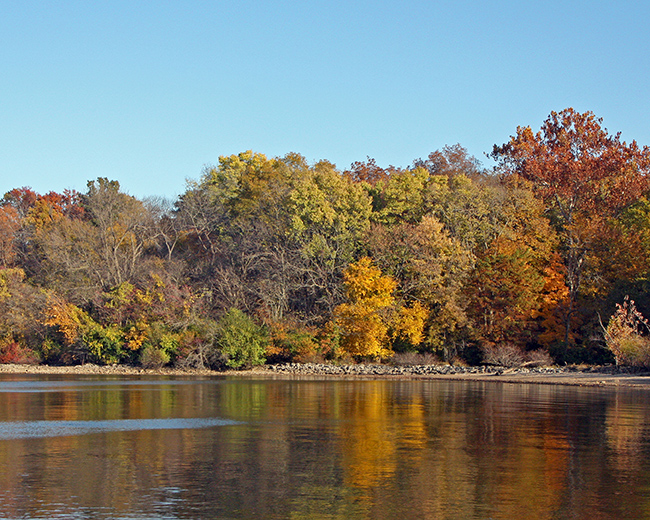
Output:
[[1, 0, 648, 199]]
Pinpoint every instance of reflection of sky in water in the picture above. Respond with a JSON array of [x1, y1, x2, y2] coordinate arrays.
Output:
[[0, 379, 221, 393], [0, 418, 239, 439]]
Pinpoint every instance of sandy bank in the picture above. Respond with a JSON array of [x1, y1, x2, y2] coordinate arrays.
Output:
[[1, 362, 650, 388]]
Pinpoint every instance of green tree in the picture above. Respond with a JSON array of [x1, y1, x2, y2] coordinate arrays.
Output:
[[215, 308, 268, 369]]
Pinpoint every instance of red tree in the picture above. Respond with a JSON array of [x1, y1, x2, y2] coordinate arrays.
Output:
[[492, 108, 650, 345]]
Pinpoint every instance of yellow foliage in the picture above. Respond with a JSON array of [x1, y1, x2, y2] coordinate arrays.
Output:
[[335, 257, 397, 359], [25, 199, 64, 230], [0, 269, 20, 300], [43, 298, 86, 345], [124, 321, 148, 350], [336, 303, 391, 358], [392, 301, 429, 346], [342, 256, 396, 307]]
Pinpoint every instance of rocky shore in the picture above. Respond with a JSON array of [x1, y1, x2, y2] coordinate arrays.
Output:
[[1, 361, 649, 387], [264, 362, 602, 376], [261, 362, 650, 387]]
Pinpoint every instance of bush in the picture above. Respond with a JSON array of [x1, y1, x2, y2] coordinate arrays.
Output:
[[139, 345, 170, 369], [215, 309, 268, 369], [0, 339, 39, 365], [604, 296, 650, 368], [481, 343, 526, 367], [390, 352, 439, 366], [266, 322, 322, 363], [173, 321, 219, 369], [525, 348, 554, 366]]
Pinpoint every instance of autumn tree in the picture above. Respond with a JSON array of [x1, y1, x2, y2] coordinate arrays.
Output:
[[1, 188, 40, 272], [370, 167, 430, 226], [83, 178, 157, 288], [413, 143, 485, 180], [585, 196, 650, 312], [176, 152, 299, 317], [344, 157, 393, 186], [287, 159, 372, 317], [366, 216, 472, 356], [335, 257, 397, 359], [492, 108, 650, 345], [0, 268, 46, 362], [0, 206, 20, 267], [177, 151, 372, 324]]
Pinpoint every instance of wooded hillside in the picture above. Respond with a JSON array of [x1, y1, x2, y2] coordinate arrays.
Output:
[[2, 109, 649, 368]]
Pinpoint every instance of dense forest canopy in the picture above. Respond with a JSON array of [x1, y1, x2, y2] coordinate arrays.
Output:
[[2, 108, 650, 368]]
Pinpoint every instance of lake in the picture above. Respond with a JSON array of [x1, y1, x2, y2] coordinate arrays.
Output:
[[0, 375, 649, 519]]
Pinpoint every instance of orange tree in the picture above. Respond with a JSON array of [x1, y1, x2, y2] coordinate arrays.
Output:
[[492, 108, 650, 346]]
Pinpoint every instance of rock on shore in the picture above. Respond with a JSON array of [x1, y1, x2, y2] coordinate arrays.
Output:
[[261, 362, 619, 377], [0, 362, 645, 383]]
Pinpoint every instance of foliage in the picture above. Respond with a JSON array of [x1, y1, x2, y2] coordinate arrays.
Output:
[[0, 339, 39, 364], [139, 345, 171, 369], [0, 268, 47, 360], [466, 237, 545, 345], [335, 257, 398, 359], [4, 110, 650, 369], [413, 143, 485, 179], [215, 308, 268, 369], [493, 108, 650, 346], [391, 301, 429, 349], [0, 206, 20, 267], [43, 296, 123, 364], [266, 321, 322, 363], [603, 296, 650, 368]]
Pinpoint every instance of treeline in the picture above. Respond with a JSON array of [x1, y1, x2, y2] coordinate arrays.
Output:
[[2, 108, 650, 368]]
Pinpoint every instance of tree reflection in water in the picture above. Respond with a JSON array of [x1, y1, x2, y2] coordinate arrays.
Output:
[[0, 376, 648, 519]]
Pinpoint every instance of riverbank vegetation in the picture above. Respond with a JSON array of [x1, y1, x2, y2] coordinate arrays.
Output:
[[2, 108, 650, 369]]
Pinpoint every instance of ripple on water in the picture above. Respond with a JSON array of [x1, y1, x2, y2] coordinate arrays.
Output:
[[0, 418, 240, 440]]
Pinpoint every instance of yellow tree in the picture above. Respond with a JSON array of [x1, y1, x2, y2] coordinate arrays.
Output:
[[335, 257, 397, 359]]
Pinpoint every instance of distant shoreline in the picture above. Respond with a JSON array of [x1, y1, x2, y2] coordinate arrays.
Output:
[[1, 362, 650, 388]]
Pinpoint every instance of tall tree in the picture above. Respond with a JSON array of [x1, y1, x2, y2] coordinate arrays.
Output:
[[413, 143, 484, 180], [366, 216, 472, 353], [492, 108, 650, 345], [0, 206, 20, 267], [335, 257, 397, 359]]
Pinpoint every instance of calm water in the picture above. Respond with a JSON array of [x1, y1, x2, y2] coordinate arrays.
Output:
[[0, 375, 649, 519]]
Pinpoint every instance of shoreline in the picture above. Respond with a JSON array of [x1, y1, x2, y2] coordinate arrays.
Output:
[[1, 362, 650, 388]]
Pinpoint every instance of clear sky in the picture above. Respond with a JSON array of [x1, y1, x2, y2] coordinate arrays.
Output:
[[1, 0, 648, 199]]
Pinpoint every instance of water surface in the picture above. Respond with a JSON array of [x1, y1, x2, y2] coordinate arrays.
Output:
[[0, 375, 649, 519]]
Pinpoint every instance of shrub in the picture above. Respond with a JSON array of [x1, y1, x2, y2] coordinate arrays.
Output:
[[0, 339, 39, 365], [173, 320, 229, 369], [140, 345, 170, 369], [215, 309, 268, 369], [525, 348, 554, 366], [603, 296, 650, 368], [481, 343, 526, 367], [266, 321, 322, 363], [391, 352, 439, 366]]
